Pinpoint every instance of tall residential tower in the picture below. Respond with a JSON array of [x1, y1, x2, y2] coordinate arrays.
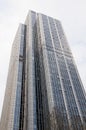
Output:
[[0, 10, 86, 130]]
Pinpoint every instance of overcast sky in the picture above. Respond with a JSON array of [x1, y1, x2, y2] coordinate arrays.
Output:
[[0, 0, 86, 118]]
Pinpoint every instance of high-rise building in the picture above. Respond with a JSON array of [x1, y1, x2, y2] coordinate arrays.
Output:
[[0, 10, 86, 130]]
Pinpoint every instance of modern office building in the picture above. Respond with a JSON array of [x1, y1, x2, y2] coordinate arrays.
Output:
[[0, 10, 86, 130]]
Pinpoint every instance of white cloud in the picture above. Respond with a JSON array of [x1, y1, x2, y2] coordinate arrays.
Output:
[[0, 0, 86, 118]]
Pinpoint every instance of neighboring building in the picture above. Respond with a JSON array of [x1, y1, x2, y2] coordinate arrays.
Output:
[[0, 10, 86, 130]]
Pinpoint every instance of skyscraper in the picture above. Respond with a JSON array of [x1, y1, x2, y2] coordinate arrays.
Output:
[[0, 10, 86, 130]]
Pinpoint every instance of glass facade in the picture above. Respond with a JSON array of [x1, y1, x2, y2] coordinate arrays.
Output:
[[13, 61, 23, 130], [0, 11, 86, 130], [31, 11, 37, 130], [13, 24, 26, 130], [42, 14, 86, 130]]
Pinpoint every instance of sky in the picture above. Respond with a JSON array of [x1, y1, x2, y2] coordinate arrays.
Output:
[[0, 0, 86, 118]]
